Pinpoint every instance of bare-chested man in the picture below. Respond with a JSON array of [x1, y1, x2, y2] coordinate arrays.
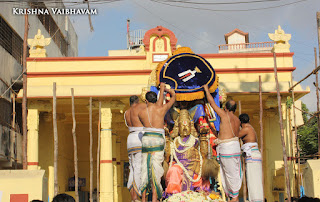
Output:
[[138, 83, 176, 202], [124, 95, 146, 201], [239, 113, 263, 202], [203, 84, 242, 202]]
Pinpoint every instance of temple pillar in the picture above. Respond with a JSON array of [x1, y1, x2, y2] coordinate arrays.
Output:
[[100, 107, 113, 202], [112, 134, 118, 202], [27, 108, 39, 170], [48, 166, 54, 201], [116, 136, 122, 202]]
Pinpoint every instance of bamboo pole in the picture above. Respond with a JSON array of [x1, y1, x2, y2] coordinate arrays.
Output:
[[22, 14, 29, 170], [259, 75, 265, 198], [314, 48, 320, 155], [71, 88, 79, 202], [273, 52, 291, 201], [53, 82, 58, 196], [89, 97, 93, 202], [97, 101, 101, 202]]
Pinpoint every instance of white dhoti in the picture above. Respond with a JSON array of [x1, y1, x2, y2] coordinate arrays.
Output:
[[241, 142, 264, 202], [127, 127, 144, 196], [216, 137, 242, 198], [140, 127, 165, 200]]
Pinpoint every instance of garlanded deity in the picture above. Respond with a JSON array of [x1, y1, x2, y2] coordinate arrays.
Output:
[[164, 109, 219, 198]]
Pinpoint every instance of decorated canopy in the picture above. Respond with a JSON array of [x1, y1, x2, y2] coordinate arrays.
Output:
[[156, 47, 218, 101]]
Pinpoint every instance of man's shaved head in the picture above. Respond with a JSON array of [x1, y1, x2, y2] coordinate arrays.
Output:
[[225, 100, 237, 112]]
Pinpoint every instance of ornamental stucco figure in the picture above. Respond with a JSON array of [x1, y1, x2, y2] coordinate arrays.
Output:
[[268, 25, 291, 53], [28, 29, 51, 57]]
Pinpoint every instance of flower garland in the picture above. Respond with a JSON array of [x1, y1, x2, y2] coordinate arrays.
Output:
[[169, 135, 203, 183], [175, 136, 195, 153], [163, 190, 223, 202]]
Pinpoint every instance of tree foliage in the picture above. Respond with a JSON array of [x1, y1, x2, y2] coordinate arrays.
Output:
[[297, 103, 319, 156]]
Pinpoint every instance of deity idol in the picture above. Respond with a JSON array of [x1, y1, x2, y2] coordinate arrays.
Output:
[[164, 109, 219, 197]]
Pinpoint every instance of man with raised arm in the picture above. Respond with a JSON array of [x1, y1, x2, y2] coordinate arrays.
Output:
[[239, 113, 264, 202], [124, 95, 147, 201], [138, 82, 176, 202], [203, 84, 242, 202]]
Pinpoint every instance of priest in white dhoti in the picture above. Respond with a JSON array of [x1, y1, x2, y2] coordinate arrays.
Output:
[[239, 113, 264, 202], [204, 85, 243, 201], [124, 95, 147, 201]]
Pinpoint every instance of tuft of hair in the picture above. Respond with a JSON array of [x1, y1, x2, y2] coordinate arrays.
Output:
[[239, 113, 250, 124], [201, 158, 219, 180], [225, 100, 237, 112], [52, 193, 75, 202], [129, 95, 139, 106], [146, 91, 157, 103]]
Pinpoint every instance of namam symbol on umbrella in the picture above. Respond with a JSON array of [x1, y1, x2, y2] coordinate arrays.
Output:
[[178, 66, 202, 82]]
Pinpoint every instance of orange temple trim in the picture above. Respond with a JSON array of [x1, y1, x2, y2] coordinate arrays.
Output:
[[27, 56, 146, 62], [100, 160, 112, 164], [27, 70, 152, 77], [215, 67, 296, 74], [26, 67, 295, 78], [27, 162, 39, 165], [200, 52, 294, 58]]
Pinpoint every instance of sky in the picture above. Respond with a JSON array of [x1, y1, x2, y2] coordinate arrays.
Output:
[[69, 0, 320, 112]]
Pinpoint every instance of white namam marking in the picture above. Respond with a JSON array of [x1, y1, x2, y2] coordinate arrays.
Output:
[[178, 66, 202, 82]]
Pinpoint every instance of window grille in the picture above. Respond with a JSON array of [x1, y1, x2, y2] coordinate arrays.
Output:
[[0, 15, 25, 65]]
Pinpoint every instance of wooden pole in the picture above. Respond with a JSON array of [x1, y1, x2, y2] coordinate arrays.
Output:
[[71, 88, 79, 202], [259, 75, 265, 198], [86, 0, 94, 32], [89, 97, 93, 202], [287, 101, 296, 194], [293, 106, 313, 116], [314, 47, 320, 155], [97, 101, 101, 202], [53, 82, 58, 196], [12, 94, 17, 169], [290, 74, 301, 197], [317, 12, 320, 59], [239, 101, 247, 201], [22, 14, 29, 170], [273, 52, 292, 201], [288, 66, 320, 92], [314, 82, 320, 91]]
